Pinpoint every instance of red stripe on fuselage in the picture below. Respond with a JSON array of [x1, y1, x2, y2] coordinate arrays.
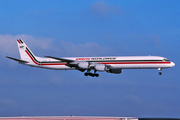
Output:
[[40, 63, 66, 65], [99, 62, 171, 65], [25, 50, 66, 66], [25, 50, 39, 65]]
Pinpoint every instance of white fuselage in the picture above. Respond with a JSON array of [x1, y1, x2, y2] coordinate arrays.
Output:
[[25, 55, 175, 70]]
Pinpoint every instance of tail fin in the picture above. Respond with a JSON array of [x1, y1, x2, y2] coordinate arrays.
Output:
[[17, 39, 36, 62]]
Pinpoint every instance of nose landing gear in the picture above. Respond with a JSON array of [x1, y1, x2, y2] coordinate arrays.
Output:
[[158, 68, 162, 75]]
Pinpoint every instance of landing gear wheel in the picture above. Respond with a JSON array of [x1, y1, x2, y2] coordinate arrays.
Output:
[[89, 73, 93, 76], [94, 74, 99, 77], [84, 72, 99, 77], [84, 72, 92, 76], [158, 72, 162, 75], [91, 74, 99, 77], [84, 73, 88, 76]]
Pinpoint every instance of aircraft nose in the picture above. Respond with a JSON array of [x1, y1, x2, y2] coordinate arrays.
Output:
[[171, 62, 175, 67]]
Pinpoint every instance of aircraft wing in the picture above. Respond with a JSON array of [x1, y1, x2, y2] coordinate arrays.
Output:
[[6, 56, 29, 63], [44, 56, 75, 62], [45, 56, 114, 73], [45, 56, 87, 72]]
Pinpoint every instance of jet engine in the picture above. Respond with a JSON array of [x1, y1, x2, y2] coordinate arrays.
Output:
[[77, 62, 89, 69], [94, 64, 106, 72], [106, 69, 122, 74]]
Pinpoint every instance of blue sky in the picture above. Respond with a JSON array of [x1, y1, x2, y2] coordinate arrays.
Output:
[[0, 0, 180, 118]]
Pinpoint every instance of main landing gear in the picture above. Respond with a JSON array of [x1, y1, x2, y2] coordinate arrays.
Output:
[[84, 72, 99, 77], [84, 70, 99, 77], [158, 68, 162, 75]]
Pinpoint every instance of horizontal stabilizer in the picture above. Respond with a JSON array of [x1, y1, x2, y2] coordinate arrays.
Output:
[[6, 56, 29, 63], [44, 56, 74, 62]]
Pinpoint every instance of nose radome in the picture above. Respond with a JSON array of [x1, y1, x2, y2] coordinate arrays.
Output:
[[171, 62, 175, 67]]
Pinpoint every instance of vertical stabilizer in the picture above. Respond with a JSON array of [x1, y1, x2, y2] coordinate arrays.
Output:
[[17, 39, 35, 62]]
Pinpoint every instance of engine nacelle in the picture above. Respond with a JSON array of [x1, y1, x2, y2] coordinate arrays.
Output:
[[94, 64, 106, 72], [106, 69, 122, 74], [77, 62, 89, 69]]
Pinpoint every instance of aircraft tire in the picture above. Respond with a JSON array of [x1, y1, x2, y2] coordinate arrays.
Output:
[[84, 73, 88, 76], [84, 72, 99, 77], [95, 74, 99, 77], [158, 72, 162, 75]]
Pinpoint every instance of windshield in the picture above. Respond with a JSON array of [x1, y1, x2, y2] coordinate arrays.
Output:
[[163, 58, 170, 61]]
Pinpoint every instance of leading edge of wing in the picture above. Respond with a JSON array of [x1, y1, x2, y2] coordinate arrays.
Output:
[[6, 56, 29, 63], [44, 56, 75, 62]]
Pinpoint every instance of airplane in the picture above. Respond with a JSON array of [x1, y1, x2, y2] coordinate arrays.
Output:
[[6, 39, 175, 77]]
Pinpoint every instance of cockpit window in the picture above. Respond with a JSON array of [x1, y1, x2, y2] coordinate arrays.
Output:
[[163, 58, 170, 61]]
